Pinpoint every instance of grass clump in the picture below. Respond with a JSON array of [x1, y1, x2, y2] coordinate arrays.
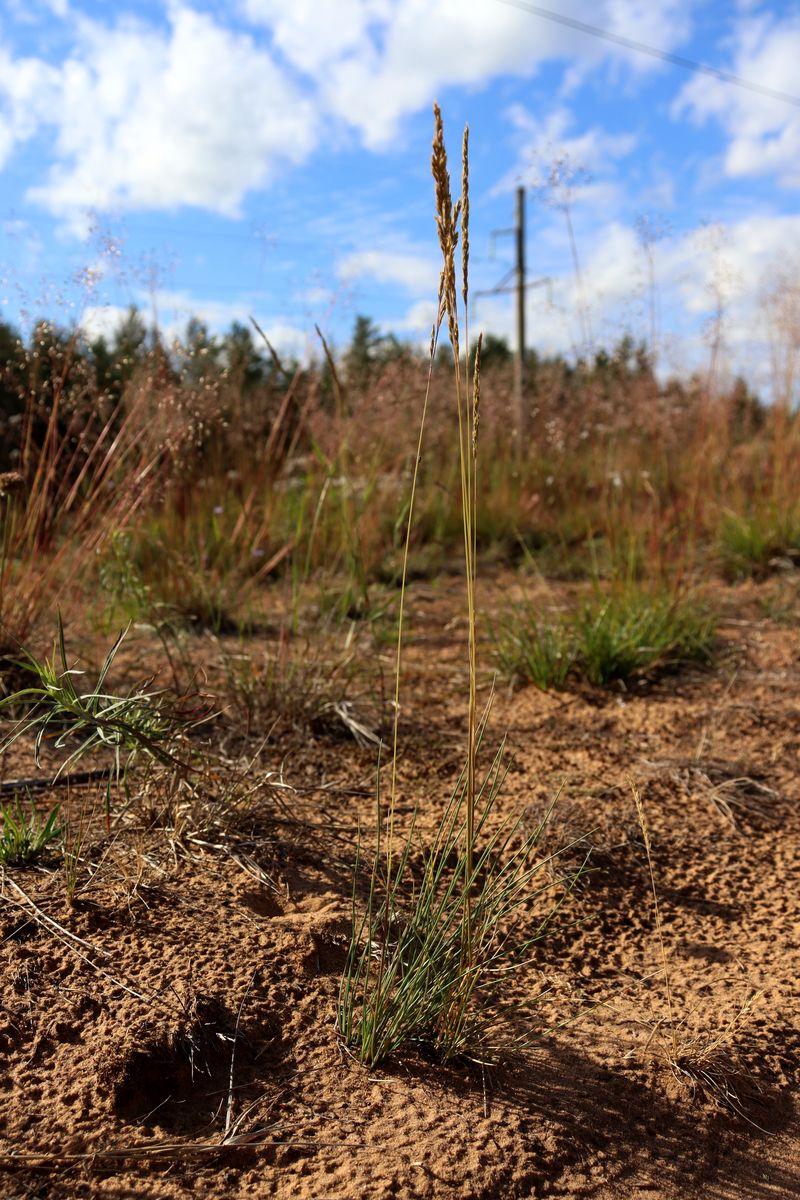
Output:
[[218, 634, 380, 745], [338, 737, 567, 1064], [575, 588, 716, 686], [494, 605, 574, 689], [718, 509, 800, 580], [496, 587, 716, 689], [0, 796, 62, 866], [0, 616, 196, 794]]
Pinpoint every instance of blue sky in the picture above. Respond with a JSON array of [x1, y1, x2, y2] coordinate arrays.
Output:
[[2, 0, 800, 389]]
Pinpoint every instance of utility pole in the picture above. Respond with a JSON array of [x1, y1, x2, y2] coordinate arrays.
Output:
[[474, 188, 550, 455], [515, 186, 526, 445]]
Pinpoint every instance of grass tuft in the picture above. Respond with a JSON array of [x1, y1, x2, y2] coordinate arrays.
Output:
[[0, 616, 202, 834], [0, 795, 62, 866], [718, 509, 800, 580], [338, 735, 571, 1064], [494, 605, 574, 690], [496, 587, 716, 689], [575, 588, 716, 686]]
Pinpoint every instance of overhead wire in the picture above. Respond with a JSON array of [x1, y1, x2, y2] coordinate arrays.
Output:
[[496, 0, 800, 108]]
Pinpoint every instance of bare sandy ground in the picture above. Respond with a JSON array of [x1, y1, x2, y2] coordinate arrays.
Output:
[[1, 575, 797, 1198]]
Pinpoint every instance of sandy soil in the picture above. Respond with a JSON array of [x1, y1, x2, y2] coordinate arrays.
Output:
[[0, 575, 798, 1198]]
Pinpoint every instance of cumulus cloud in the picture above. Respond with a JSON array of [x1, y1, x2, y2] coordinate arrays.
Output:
[[321, 0, 692, 149], [21, 6, 316, 224], [461, 210, 800, 389], [338, 248, 438, 294], [0, 0, 695, 225], [395, 297, 439, 335], [237, 0, 694, 150], [603, 0, 693, 61], [494, 104, 637, 196], [675, 12, 800, 188], [80, 303, 140, 344], [0, 49, 60, 170], [5, 0, 70, 21], [239, 0, 391, 74]]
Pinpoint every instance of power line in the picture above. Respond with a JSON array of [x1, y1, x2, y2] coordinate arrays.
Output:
[[497, 0, 800, 108]]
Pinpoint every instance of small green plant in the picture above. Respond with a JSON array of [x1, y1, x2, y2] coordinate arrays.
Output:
[[0, 795, 62, 866], [718, 509, 800, 580], [96, 529, 152, 630], [338, 734, 573, 1064], [494, 606, 574, 690], [98, 524, 255, 635], [575, 588, 716, 686], [496, 588, 716, 689], [0, 616, 195, 806]]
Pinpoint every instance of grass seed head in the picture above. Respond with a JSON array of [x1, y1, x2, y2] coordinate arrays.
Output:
[[0, 472, 25, 499], [432, 103, 460, 355], [461, 125, 470, 310], [472, 332, 482, 458]]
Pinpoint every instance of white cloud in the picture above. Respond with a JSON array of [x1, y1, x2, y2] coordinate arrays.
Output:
[[495, 104, 637, 194], [153, 289, 312, 358], [395, 297, 438, 336], [604, 0, 692, 62], [675, 13, 800, 188], [23, 6, 316, 223], [281, 0, 693, 149], [338, 248, 438, 293], [5, 0, 70, 21], [80, 303, 138, 344], [0, 49, 60, 170], [234, 319, 311, 363], [1, 0, 694, 224], [240, 0, 391, 74], [461, 210, 800, 390]]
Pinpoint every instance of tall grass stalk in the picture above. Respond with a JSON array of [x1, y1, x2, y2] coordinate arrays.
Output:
[[432, 103, 480, 972], [337, 107, 569, 1066]]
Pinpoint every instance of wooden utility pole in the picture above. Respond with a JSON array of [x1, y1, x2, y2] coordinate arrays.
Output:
[[514, 186, 526, 447], [474, 189, 550, 455]]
